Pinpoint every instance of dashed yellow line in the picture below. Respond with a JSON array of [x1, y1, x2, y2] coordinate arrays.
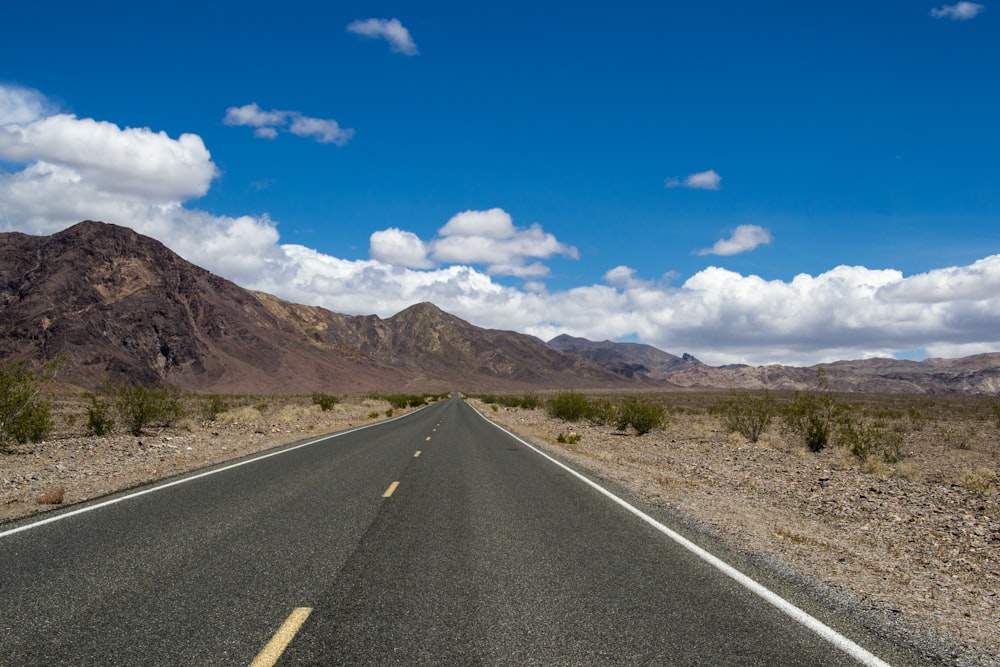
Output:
[[414, 450, 422, 457], [425, 436, 432, 441], [383, 481, 400, 497], [250, 607, 312, 667]]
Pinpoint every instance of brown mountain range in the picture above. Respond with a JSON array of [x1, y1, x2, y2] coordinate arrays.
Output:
[[2, 221, 998, 394], [0, 221, 627, 393]]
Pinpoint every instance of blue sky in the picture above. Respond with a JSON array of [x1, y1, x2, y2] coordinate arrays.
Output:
[[1, 0, 998, 365]]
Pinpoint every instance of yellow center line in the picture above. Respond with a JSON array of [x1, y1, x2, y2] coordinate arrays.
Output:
[[414, 450, 421, 457], [425, 436, 432, 441], [383, 481, 400, 497], [250, 607, 312, 667]]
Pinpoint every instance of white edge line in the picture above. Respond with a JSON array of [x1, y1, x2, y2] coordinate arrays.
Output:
[[472, 406, 892, 667], [0, 405, 427, 540]]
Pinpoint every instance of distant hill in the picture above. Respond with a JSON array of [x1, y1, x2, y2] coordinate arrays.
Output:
[[547, 334, 702, 380], [549, 334, 1000, 394]]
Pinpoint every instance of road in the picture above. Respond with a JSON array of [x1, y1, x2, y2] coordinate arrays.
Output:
[[0, 397, 924, 665]]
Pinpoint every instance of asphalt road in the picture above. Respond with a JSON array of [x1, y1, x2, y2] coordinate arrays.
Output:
[[0, 397, 926, 665]]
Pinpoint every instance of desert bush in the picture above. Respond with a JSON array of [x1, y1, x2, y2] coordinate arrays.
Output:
[[114, 383, 185, 436], [201, 394, 229, 421], [547, 391, 592, 422], [0, 358, 57, 445], [717, 391, 775, 443], [958, 466, 998, 492], [311, 392, 339, 411], [84, 393, 115, 436], [614, 396, 666, 435], [557, 432, 581, 444], [383, 393, 428, 409], [782, 391, 840, 452], [479, 393, 540, 409], [586, 399, 616, 426], [837, 416, 903, 464], [368, 411, 380, 419]]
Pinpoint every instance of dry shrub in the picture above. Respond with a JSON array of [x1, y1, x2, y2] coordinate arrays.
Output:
[[275, 404, 311, 423], [175, 417, 198, 432], [36, 487, 65, 505], [958, 466, 998, 492], [891, 460, 926, 483], [214, 406, 261, 425]]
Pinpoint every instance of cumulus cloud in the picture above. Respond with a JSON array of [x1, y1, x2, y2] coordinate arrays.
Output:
[[696, 224, 773, 256], [347, 18, 419, 55], [369, 208, 579, 278], [223, 103, 354, 146], [3, 84, 999, 368], [369, 228, 434, 268], [666, 169, 721, 190], [0, 84, 55, 125], [930, 2, 985, 19]]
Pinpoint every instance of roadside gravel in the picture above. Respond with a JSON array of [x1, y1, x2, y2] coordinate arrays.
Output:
[[0, 398, 403, 525]]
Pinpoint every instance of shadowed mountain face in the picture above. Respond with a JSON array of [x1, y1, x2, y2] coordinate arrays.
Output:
[[547, 334, 703, 380], [0, 221, 626, 393]]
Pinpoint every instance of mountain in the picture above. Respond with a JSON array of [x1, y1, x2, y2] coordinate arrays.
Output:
[[547, 334, 702, 380], [0, 221, 626, 393], [548, 335, 1000, 394]]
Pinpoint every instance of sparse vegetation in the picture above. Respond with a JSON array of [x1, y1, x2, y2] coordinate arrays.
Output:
[[84, 393, 116, 436], [836, 414, 903, 464], [380, 393, 446, 409], [546, 391, 593, 422], [0, 358, 59, 446], [311, 392, 340, 411], [479, 393, 542, 409], [716, 391, 775, 443], [201, 394, 230, 422], [613, 396, 666, 435], [958, 466, 998, 492], [782, 391, 840, 452], [113, 383, 185, 436]]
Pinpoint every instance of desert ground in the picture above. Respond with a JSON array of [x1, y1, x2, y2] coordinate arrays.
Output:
[[2, 390, 998, 665]]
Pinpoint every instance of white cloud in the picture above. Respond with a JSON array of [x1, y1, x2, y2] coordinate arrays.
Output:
[[429, 208, 580, 277], [347, 18, 419, 55], [696, 224, 773, 256], [0, 84, 54, 125], [0, 114, 216, 201], [666, 169, 721, 190], [930, 2, 985, 19], [369, 208, 579, 277], [224, 103, 354, 146], [2, 84, 999, 368], [287, 116, 354, 146], [369, 228, 434, 268]]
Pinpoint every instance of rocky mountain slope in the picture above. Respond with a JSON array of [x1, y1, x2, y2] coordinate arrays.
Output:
[[547, 334, 703, 379], [549, 333, 1000, 394], [0, 221, 625, 393]]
